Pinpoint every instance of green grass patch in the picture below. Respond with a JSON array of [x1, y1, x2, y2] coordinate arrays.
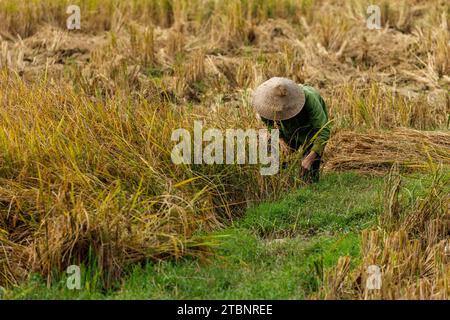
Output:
[[239, 172, 384, 237], [4, 172, 433, 300]]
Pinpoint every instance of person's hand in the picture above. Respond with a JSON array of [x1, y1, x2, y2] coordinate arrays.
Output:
[[301, 151, 318, 171]]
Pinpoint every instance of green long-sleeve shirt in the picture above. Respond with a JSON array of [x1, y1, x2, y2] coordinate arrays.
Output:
[[261, 85, 331, 155]]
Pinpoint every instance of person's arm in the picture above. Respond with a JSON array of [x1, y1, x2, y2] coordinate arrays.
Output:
[[308, 96, 331, 156], [301, 95, 330, 170]]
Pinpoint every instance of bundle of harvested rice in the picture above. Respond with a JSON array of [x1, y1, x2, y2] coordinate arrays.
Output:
[[324, 128, 450, 173]]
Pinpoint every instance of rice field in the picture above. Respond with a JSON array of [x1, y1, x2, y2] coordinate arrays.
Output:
[[0, 0, 449, 299]]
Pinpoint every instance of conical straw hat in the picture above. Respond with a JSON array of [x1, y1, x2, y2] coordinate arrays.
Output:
[[252, 77, 305, 121]]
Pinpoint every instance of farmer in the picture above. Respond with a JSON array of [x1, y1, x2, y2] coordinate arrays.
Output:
[[252, 77, 331, 183]]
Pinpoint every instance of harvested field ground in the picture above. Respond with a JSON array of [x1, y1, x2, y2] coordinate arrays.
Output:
[[0, 0, 449, 299]]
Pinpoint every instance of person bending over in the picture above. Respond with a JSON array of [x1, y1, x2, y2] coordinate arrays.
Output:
[[252, 77, 331, 183]]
